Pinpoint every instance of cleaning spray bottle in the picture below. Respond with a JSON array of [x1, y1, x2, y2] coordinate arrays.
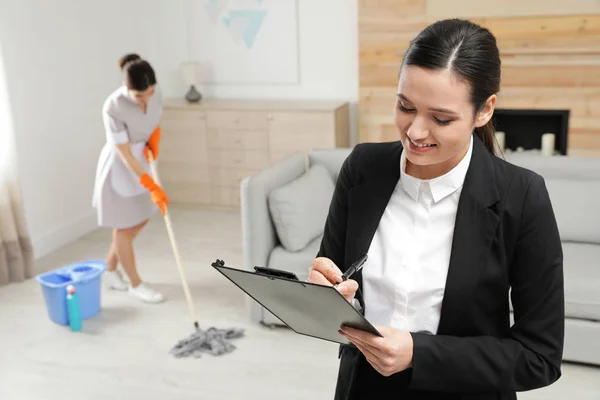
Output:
[[66, 285, 82, 331]]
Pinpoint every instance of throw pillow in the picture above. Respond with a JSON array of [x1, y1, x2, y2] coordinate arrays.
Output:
[[268, 164, 335, 252]]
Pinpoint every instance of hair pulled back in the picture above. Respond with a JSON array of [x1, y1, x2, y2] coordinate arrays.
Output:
[[401, 18, 501, 154]]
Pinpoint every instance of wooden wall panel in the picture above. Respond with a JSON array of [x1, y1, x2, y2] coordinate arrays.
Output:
[[500, 54, 600, 67], [495, 87, 600, 118], [360, 0, 427, 26], [501, 65, 600, 87], [469, 15, 600, 54], [569, 132, 600, 150], [427, 0, 600, 20], [359, 0, 600, 156]]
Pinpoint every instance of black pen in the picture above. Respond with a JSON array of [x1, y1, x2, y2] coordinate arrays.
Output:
[[333, 253, 368, 287]]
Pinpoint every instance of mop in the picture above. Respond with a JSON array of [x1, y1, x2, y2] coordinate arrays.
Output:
[[147, 150, 245, 358]]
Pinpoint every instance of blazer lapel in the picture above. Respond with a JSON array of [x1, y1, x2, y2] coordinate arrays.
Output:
[[345, 142, 402, 310], [437, 135, 500, 335]]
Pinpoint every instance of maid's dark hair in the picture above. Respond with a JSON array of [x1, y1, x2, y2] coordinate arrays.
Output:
[[118, 53, 156, 92]]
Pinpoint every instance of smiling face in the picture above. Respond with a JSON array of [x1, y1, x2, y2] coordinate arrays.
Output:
[[395, 65, 495, 179]]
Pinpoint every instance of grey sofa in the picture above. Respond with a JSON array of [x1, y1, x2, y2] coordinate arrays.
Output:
[[240, 147, 600, 366]]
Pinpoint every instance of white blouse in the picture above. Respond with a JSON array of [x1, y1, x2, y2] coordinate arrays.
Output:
[[362, 135, 473, 334]]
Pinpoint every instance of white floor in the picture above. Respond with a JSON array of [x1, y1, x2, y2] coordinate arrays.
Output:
[[1, 206, 598, 399]]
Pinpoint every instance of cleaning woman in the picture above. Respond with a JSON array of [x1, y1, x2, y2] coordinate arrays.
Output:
[[92, 53, 168, 303]]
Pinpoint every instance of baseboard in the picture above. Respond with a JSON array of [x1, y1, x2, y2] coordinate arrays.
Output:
[[32, 211, 98, 260]]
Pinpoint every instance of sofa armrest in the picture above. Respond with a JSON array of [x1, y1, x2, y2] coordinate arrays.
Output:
[[240, 151, 308, 274]]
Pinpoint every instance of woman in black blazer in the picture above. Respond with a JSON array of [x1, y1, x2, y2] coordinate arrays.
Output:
[[308, 18, 564, 400]]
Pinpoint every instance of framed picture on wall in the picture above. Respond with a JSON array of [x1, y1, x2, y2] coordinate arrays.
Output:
[[186, 0, 300, 85]]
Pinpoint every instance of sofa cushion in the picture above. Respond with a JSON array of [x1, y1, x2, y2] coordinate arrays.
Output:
[[268, 165, 334, 252], [268, 235, 323, 281], [503, 154, 600, 244], [562, 242, 600, 321], [543, 179, 600, 244]]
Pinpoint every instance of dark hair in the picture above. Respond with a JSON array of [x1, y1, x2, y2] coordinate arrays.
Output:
[[118, 53, 157, 92], [400, 18, 501, 155]]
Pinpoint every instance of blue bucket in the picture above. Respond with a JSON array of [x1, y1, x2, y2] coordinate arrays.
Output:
[[36, 259, 107, 326]]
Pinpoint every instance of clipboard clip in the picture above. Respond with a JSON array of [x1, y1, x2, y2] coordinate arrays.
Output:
[[253, 265, 299, 281], [211, 259, 300, 282]]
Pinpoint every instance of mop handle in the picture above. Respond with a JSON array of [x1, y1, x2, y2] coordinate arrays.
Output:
[[147, 150, 199, 329]]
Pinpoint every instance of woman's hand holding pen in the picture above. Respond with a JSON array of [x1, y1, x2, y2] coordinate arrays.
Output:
[[339, 326, 414, 377], [308, 257, 358, 303]]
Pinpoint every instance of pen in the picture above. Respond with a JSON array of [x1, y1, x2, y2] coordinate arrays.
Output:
[[333, 253, 368, 287]]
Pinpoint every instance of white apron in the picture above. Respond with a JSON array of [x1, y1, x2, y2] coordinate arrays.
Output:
[[92, 142, 152, 207]]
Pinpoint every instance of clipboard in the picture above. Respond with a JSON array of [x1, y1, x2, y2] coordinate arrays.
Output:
[[211, 259, 382, 345]]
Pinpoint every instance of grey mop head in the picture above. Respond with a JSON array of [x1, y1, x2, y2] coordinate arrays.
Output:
[[170, 325, 245, 358]]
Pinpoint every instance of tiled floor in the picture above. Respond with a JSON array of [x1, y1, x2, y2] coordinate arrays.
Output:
[[1, 206, 598, 399]]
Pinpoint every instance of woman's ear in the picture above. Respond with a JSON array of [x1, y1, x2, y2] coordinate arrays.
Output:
[[475, 94, 497, 128]]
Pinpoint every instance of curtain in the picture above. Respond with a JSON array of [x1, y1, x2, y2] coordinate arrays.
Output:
[[0, 42, 33, 286]]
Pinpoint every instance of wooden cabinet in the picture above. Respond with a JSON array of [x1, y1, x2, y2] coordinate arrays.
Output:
[[159, 99, 350, 208], [158, 106, 210, 205]]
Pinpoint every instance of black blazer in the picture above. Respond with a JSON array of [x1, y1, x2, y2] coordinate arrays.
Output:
[[317, 135, 565, 400]]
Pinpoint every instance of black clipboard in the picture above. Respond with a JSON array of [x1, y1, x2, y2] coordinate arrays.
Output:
[[211, 259, 382, 345]]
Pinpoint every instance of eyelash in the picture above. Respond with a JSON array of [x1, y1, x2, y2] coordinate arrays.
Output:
[[398, 104, 452, 126]]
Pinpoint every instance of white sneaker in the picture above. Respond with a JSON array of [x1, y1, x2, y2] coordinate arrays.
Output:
[[129, 283, 165, 303], [105, 269, 129, 291]]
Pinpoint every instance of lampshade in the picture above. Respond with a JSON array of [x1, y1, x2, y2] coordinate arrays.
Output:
[[180, 61, 202, 86]]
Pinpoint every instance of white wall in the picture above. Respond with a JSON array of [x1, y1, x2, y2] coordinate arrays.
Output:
[[0, 0, 358, 259], [151, 0, 359, 143], [0, 0, 164, 258]]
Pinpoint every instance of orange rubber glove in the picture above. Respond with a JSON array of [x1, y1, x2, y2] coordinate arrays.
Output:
[[144, 126, 161, 162], [139, 173, 169, 215]]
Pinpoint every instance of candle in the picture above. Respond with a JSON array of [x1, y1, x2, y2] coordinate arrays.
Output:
[[494, 131, 505, 152], [541, 133, 555, 156]]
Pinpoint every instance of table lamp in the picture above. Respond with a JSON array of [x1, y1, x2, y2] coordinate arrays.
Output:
[[181, 61, 202, 103]]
